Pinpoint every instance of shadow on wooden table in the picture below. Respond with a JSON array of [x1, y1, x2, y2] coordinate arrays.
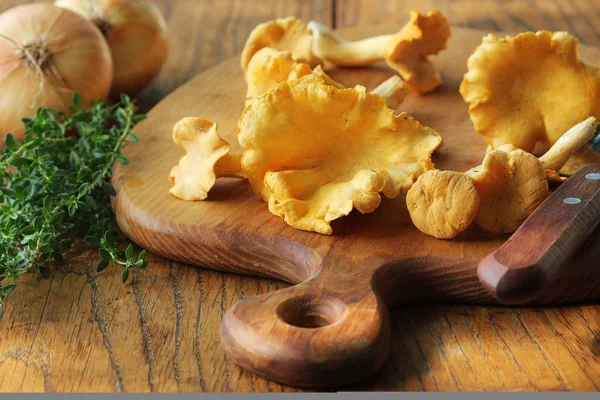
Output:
[[347, 301, 600, 392]]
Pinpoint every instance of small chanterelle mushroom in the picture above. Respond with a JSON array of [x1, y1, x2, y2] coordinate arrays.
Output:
[[460, 30, 600, 175], [169, 118, 245, 201], [245, 47, 313, 104], [238, 74, 442, 234], [472, 117, 599, 233], [406, 170, 480, 239], [245, 47, 409, 108], [468, 145, 549, 234], [407, 117, 597, 237], [240, 16, 321, 74], [308, 10, 451, 93]]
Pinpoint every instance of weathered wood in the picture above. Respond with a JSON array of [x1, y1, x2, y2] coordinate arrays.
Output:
[[1, 0, 600, 392], [336, 0, 600, 46]]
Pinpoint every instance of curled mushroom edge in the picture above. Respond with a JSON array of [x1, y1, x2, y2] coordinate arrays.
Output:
[[169, 118, 246, 202]]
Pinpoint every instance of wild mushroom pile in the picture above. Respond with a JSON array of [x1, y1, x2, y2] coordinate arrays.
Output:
[[168, 10, 448, 235], [168, 11, 600, 238], [244, 47, 409, 108], [239, 75, 441, 234], [460, 30, 600, 175], [407, 118, 598, 239], [170, 74, 441, 234], [308, 10, 451, 93]]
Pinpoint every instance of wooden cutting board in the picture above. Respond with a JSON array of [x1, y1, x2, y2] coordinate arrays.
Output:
[[111, 26, 600, 387]]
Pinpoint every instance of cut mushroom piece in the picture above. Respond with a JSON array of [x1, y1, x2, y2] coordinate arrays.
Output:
[[237, 74, 442, 234], [406, 170, 480, 239], [240, 16, 321, 74], [460, 30, 600, 174], [169, 118, 245, 201], [244, 47, 410, 109], [308, 10, 451, 93]]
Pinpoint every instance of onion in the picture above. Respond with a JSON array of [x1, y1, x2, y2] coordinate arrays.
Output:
[[0, 4, 113, 142], [56, 0, 169, 98]]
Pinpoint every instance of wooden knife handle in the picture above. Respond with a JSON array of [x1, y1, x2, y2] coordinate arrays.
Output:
[[478, 163, 600, 304]]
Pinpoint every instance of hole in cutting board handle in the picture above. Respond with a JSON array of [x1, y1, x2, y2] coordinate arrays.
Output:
[[276, 295, 347, 329]]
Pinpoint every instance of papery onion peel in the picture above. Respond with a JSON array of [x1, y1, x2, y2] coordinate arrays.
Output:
[[56, 0, 169, 98], [0, 3, 113, 142]]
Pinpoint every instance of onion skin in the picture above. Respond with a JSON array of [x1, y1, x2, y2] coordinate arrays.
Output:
[[56, 0, 169, 98], [0, 4, 113, 142]]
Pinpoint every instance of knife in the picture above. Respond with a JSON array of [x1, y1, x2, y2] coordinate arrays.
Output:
[[478, 163, 600, 304]]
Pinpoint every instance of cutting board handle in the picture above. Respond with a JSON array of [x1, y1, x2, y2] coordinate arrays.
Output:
[[220, 279, 391, 387], [478, 163, 600, 304]]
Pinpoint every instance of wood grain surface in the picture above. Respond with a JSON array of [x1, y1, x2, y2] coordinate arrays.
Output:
[[1, 0, 600, 392]]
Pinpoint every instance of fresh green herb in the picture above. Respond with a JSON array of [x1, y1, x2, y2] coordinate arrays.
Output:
[[0, 94, 148, 317]]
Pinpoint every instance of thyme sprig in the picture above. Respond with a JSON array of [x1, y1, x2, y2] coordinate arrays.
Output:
[[0, 94, 148, 317]]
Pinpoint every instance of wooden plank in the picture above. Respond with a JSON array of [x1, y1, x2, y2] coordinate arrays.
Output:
[[335, 0, 600, 45]]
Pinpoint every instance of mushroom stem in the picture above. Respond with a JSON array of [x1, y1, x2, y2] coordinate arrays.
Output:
[[538, 117, 597, 171], [308, 21, 391, 66], [308, 11, 450, 94], [371, 75, 409, 110], [214, 153, 246, 179]]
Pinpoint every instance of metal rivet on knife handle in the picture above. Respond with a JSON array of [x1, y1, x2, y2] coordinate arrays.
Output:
[[478, 163, 600, 305], [586, 173, 600, 180], [564, 197, 582, 205]]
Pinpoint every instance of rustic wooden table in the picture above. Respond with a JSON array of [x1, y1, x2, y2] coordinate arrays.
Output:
[[2, 0, 600, 392]]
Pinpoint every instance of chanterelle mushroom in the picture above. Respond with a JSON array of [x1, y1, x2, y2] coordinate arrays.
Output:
[[169, 118, 245, 201], [308, 10, 451, 93], [240, 16, 321, 74], [237, 74, 442, 234], [467, 146, 548, 234], [407, 118, 597, 237], [469, 118, 598, 233], [245, 47, 313, 104], [245, 47, 409, 108], [406, 170, 480, 239], [460, 31, 600, 174]]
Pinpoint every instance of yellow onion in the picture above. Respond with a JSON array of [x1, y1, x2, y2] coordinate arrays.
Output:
[[56, 0, 169, 98], [0, 4, 113, 142]]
